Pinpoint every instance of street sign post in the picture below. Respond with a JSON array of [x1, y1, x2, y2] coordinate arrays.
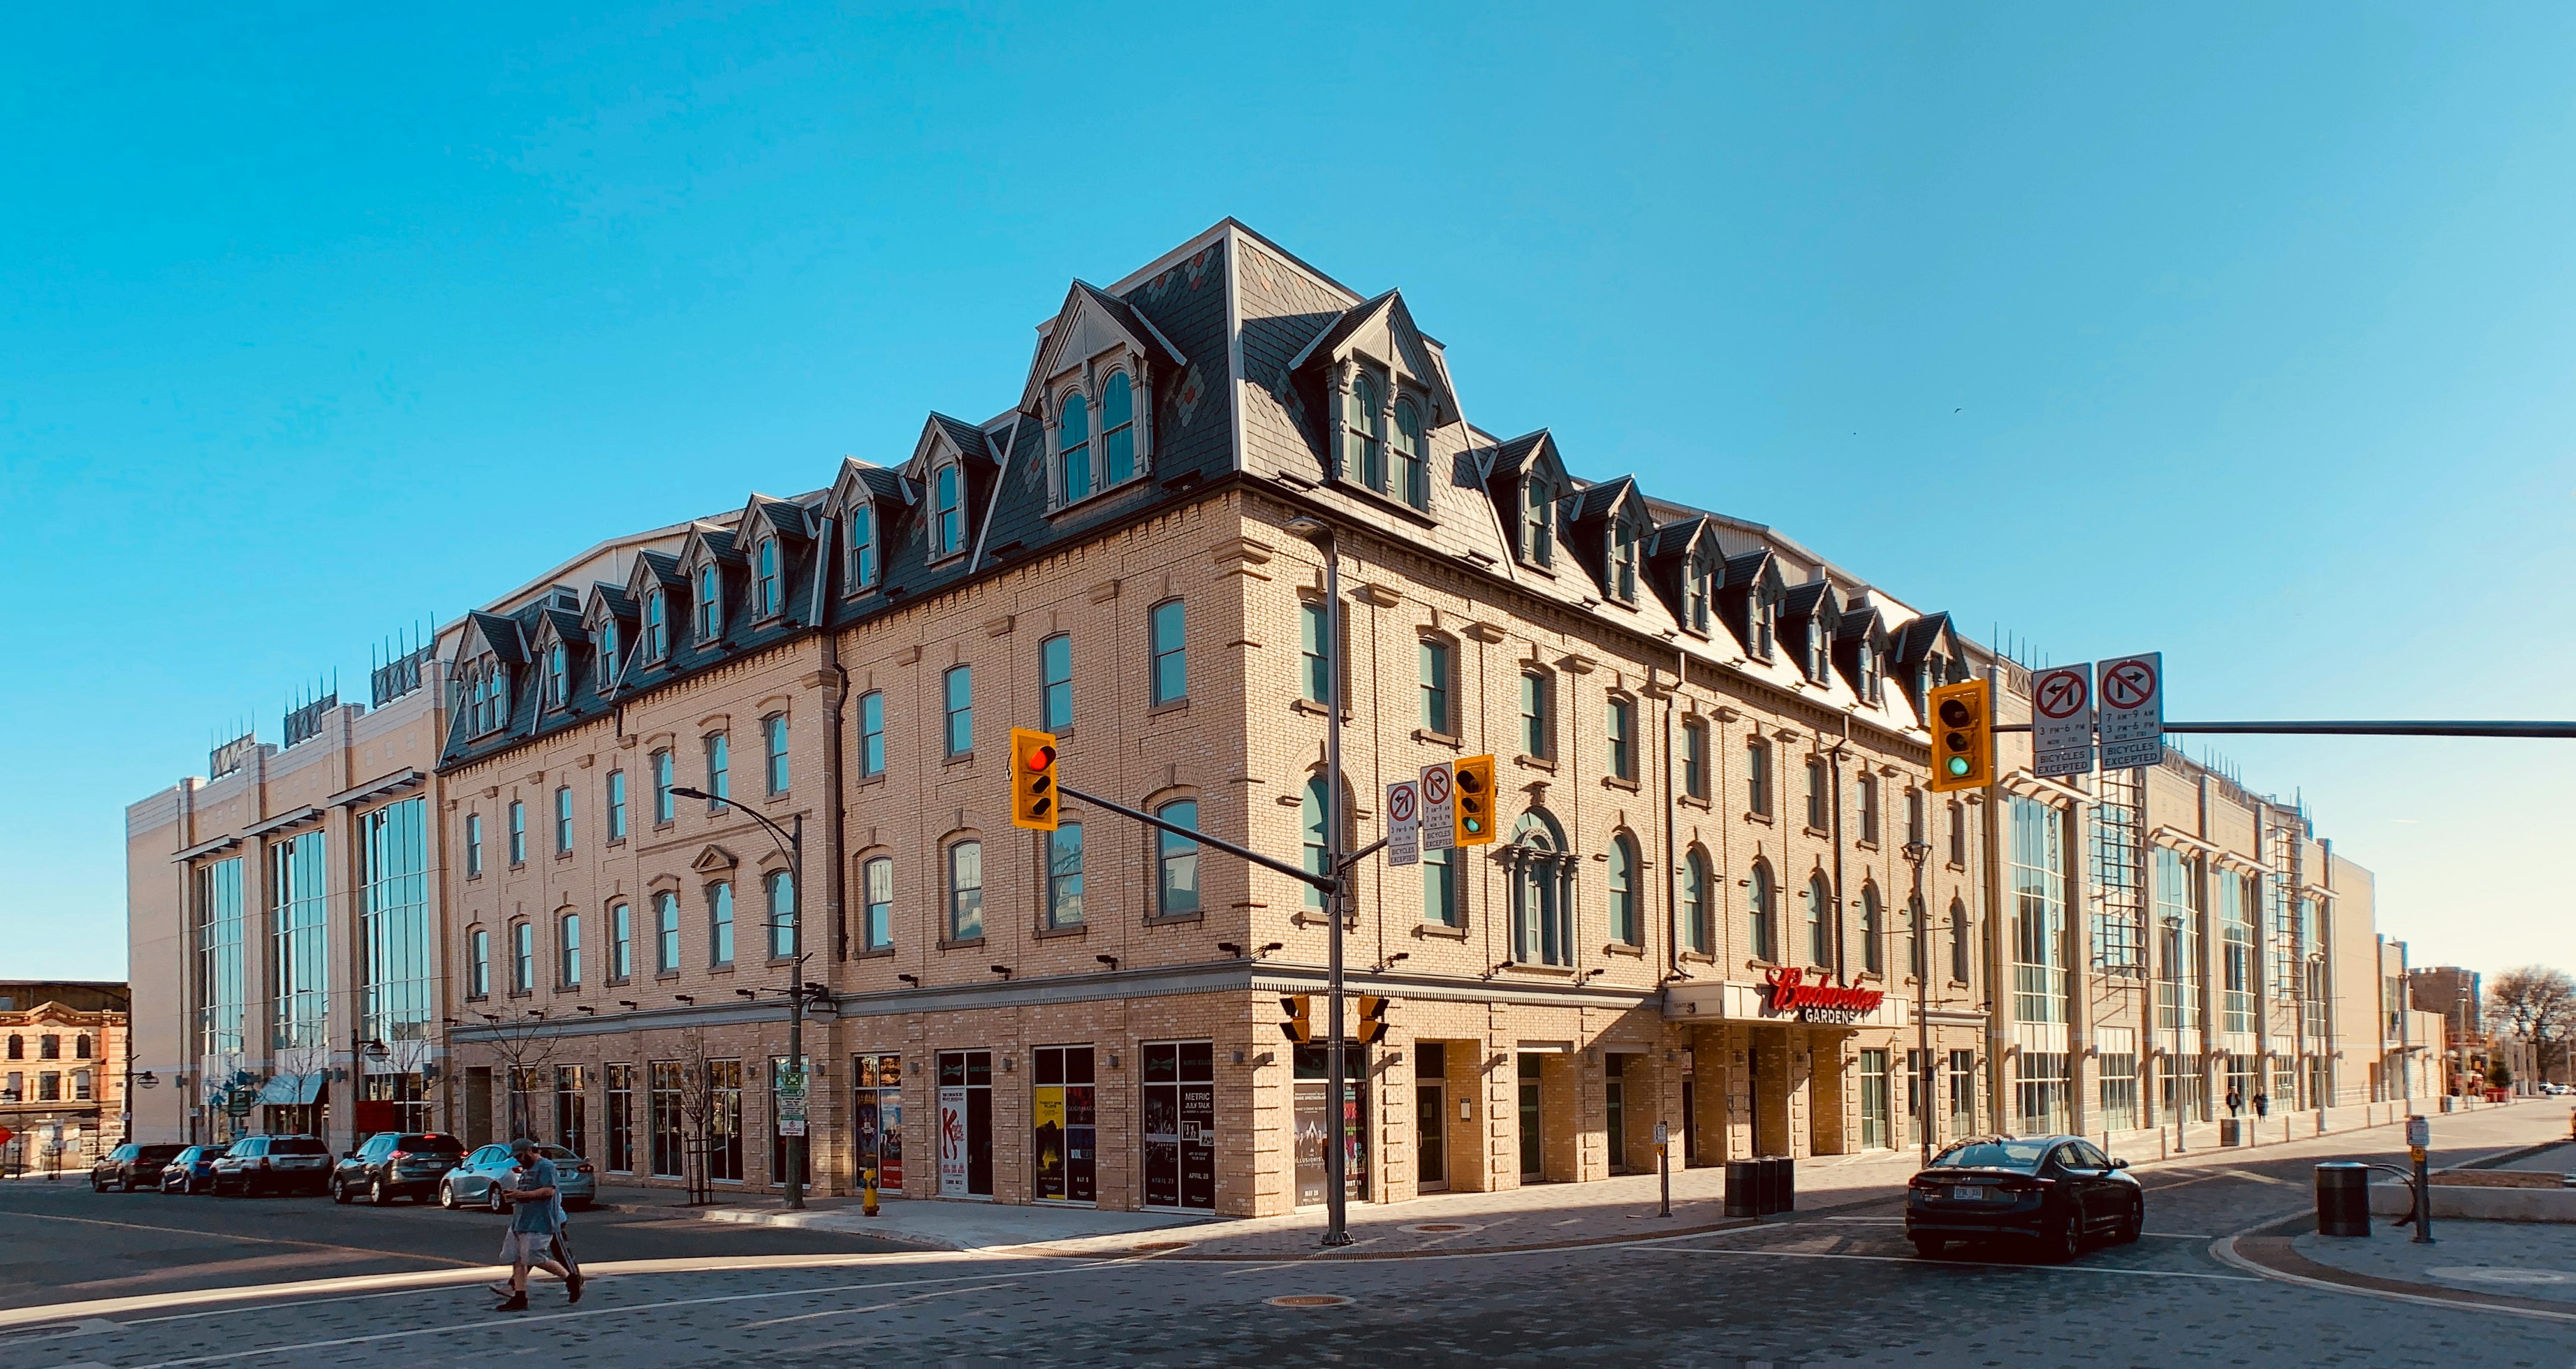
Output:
[[2030, 663, 2096, 779], [2098, 653, 2164, 769], [1418, 762, 1455, 851], [777, 1071, 809, 1139], [1386, 779, 1421, 867]]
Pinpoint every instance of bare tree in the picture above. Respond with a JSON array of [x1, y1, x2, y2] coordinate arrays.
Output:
[[476, 1011, 562, 1141], [671, 1027, 719, 1203], [2484, 966, 2576, 1088]]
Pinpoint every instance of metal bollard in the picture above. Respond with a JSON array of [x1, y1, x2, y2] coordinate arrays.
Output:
[[2313, 1162, 2371, 1238], [1780, 1155, 1796, 1212], [1725, 1158, 1759, 1218]]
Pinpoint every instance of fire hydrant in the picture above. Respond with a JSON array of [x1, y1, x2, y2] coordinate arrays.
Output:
[[863, 1164, 881, 1217]]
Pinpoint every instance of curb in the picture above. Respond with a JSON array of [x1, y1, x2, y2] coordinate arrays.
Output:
[[2215, 1226, 2576, 1324]]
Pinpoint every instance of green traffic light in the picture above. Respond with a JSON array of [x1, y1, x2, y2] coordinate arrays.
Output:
[[1945, 756, 1971, 777]]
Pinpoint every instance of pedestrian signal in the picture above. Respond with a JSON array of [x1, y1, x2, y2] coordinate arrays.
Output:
[[1453, 754, 1496, 846], [1011, 728, 1060, 830], [1926, 680, 1993, 793], [1280, 994, 1315, 1045], [1354, 995, 1390, 1046]]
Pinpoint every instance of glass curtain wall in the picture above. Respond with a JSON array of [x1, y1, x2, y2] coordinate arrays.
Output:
[[2007, 796, 2068, 1024], [358, 799, 433, 1055], [194, 858, 247, 1071], [2088, 771, 2144, 975], [269, 832, 330, 1052]]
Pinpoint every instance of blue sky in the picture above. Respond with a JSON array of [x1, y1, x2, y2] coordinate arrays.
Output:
[[6, 5, 2572, 982]]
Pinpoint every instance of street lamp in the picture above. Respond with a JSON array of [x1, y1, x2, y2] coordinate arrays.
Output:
[[1284, 514, 1353, 1249], [671, 784, 812, 1210], [1901, 839, 1933, 1166]]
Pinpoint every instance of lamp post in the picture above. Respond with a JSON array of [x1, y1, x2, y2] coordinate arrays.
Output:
[[1285, 515, 1352, 1248], [671, 786, 809, 1210], [1902, 840, 1932, 1166], [2165, 914, 2186, 1154]]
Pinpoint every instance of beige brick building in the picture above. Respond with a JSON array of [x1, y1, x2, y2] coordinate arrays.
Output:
[[127, 221, 2431, 1215], [1, 981, 128, 1175]]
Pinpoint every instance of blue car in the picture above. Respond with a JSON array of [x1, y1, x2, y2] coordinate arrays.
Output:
[[159, 1145, 222, 1195]]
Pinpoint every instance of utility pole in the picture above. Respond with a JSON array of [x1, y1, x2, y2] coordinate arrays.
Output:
[[1289, 516, 1353, 1248]]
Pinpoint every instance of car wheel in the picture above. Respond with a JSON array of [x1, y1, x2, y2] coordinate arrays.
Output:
[[91, 1175, 106, 1193], [122, 1175, 137, 1192], [2042, 1208, 2083, 1263], [1910, 1236, 1946, 1259], [332, 1180, 353, 1205], [370, 1180, 390, 1207], [439, 1182, 460, 1210], [2114, 1199, 2144, 1245], [488, 1185, 507, 1214]]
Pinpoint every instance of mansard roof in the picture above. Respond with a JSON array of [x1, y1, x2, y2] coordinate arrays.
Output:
[[1023, 280, 1188, 411], [460, 611, 527, 666], [1282, 288, 1458, 425]]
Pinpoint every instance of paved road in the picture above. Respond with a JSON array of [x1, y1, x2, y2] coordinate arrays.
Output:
[[0, 1180, 908, 1310], [5, 1116, 2568, 1366]]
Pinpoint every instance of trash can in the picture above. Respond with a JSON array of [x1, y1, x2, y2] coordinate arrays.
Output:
[[1754, 1156, 1783, 1214], [1779, 1155, 1796, 1211], [1725, 1159, 1759, 1217], [2315, 1162, 2371, 1238]]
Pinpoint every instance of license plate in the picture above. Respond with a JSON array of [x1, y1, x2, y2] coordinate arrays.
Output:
[[1953, 1185, 1986, 1201]]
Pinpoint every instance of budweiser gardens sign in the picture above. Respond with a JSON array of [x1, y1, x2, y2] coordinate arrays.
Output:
[[1759, 967, 1885, 1024]]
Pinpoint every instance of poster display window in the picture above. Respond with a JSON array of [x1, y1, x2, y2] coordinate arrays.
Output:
[[1032, 1045, 1097, 1204], [1142, 1041, 1215, 1210]]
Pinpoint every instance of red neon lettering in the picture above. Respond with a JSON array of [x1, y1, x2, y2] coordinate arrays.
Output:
[[1763, 966, 1885, 1016]]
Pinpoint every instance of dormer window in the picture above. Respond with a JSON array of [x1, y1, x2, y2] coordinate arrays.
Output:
[[645, 590, 668, 660], [695, 564, 722, 641], [546, 643, 569, 708], [754, 538, 780, 617], [1857, 640, 1880, 705], [466, 661, 511, 735], [1344, 372, 1384, 490], [1101, 372, 1135, 487], [1685, 549, 1714, 634], [1521, 475, 1555, 567], [1609, 514, 1640, 604], [1806, 620, 1827, 682], [933, 462, 963, 557], [847, 504, 879, 590], [597, 617, 621, 693], [1753, 592, 1776, 659], [1058, 391, 1092, 504], [1392, 399, 1426, 509]]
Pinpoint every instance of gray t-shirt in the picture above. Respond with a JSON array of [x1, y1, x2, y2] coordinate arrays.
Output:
[[508, 1157, 563, 1234]]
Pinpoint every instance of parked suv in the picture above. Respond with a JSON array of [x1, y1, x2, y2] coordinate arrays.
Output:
[[209, 1134, 335, 1196], [331, 1132, 466, 1205], [91, 1143, 189, 1192]]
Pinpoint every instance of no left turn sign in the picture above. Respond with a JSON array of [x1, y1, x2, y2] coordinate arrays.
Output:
[[2030, 664, 2096, 779]]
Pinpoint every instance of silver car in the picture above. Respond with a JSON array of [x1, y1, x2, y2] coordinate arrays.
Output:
[[438, 1143, 597, 1211]]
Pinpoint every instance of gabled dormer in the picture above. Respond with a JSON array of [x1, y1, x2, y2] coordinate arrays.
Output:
[[1285, 290, 1458, 512], [454, 610, 528, 739], [904, 413, 1001, 565], [1833, 603, 1892, 708], [624, 551, 686, 667], [674, 524, 742, 648], [1718, 548, 1787, 661], [527, 608, 590, 713], [581, 585, 636, 696], [823, 458, 912, 598], [1890, 611, 1968, 718], [736, 495, 815, 625], [1560, 477, 1653, 607], [1648, 515, 1724, 638], [1778, 580, 1844, 686], [1483, 430, 1569, 571], [1025, 281, 1184, 512]]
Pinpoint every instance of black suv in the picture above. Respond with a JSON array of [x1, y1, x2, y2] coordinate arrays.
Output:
[[331, 1131, 466, 1205], [209, 1134, 335, 1196], [91, 1143, 189, 1192]]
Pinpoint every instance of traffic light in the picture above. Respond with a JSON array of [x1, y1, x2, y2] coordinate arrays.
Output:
[[1010, 728, 1060, 830], [1926, 679, 1993, 793], [1280, 994, 1314, 1045], [1453, 754, 1495, 846], [1354, 995, 1390, 1046]]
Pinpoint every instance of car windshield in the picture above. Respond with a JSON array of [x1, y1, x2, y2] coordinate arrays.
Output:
[[1931, 1139, 2053, 1171], [268, 1138, 330, 1155], [142, 1145, 186, 1159], [396, 1134, 465, 1155]]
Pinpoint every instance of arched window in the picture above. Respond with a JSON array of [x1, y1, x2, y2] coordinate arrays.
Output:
[[1682, 849, 1713, 955], [1508, 810, 1574, 967], [1861, 884, 1885, 975], [546, 643, 569, 706], [1155, 800, 1200, 918], [696, 564, 722, 640], [1748, 861, 1776, 962], [559, 912, 581, 988], [1685, 548, 1714, 634], [1391, 398, 1426, 508], [645, 590, 668, 659], [847, 503, 879, 590], [707, 879, 735, 966], [766, 869, 796, 959], [1950, 898, 1972, 983], [755, 537, 780, 617], [1301, 777, 1330, 910], [1806, 620, 1827, 682], [1345, 372, 1384, 490], [1607, 833, 1641, 946], [763, 714, 790, 795], [654, 891, 680, 972], [511, 920, 534, 993], [1058, 390, 1092, 504], [597, 616, 621, 692], [947, 840, 983, 940], [74, 1034, 91, 1060], [1101, 372, 1135, 487], [1806, 874, 1833, 966], [1610, 514, 1639, 603], [1522, 474, 1554, 565], [934, 463, 963, 556], [861, 857, 893, 951], [1755, 591, 1777, 659], [1857, 639, 1880, 704]]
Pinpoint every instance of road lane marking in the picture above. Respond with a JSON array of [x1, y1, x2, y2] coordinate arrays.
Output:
[[1648, 1244, 2255, 1281], [735, 1281, 1021, 1328], [0, 1209, 479, 1270]]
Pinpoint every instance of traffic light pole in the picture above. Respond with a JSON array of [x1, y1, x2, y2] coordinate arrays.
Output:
[[1990, 720, 2576, 738]]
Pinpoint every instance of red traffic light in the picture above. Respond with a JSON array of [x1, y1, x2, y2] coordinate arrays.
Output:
[[1025, 743, 1055, 772]]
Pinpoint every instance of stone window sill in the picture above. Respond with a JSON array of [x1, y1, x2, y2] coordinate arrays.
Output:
[[656, 969, 680, 982], [1603, 942, 1646, 958], [1414, 728, 1461, 749], [854, 945, 896, 960], [1413, 922, 1468, 940], [1148, 698, 1190, 718], [1145, 911, 1204, 927], [1034, 923, 1087, 940], [1603, 776, 1641, 793], [939, 936, 988, 951], [1744, 812, 1773, 826], [1515, 754, 1556, 773]]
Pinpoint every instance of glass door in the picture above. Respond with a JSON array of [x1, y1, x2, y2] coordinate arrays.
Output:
[[935, 1050, 992, 1198], [1143, 1041, 1215, 1210], [1517, 1053, 1544, 1181], [1032, 1045, 1096, 1205]]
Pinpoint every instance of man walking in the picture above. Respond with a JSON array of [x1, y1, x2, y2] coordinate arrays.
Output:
[[491, 1138, 584, 1311]]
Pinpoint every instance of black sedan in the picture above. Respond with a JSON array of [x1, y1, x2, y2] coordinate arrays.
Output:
[[160, 1145, 224, 1194], [90, 1143, 189, 1192], [330, 1131, 465, 1205], [1904, 1135, 2143, 1261]]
